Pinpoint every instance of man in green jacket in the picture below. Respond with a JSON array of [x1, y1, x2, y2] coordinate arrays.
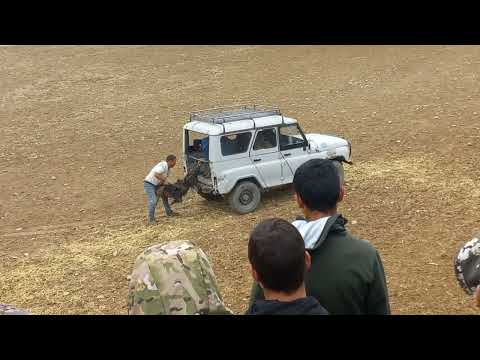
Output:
[[249, 159, 391, 315]]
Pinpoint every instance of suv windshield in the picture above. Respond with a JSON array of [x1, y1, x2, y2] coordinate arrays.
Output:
[[279, 124, 305, 150]]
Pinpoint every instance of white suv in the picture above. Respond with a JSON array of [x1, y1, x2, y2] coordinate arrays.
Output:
[[183, 105, 352, 214]]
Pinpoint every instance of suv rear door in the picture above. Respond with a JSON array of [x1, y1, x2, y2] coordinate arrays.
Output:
[[249, 128, 286, 188]]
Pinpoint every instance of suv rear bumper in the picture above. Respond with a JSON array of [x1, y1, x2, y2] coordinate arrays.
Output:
[[196, 175, 215, 194]]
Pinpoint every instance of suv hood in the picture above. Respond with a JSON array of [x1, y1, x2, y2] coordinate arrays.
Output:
[[305, 133, 348, 152]]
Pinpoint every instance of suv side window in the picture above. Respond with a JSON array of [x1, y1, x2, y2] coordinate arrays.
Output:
[[279, 125, 306, 150], [220, 132, 252, 156], [253, 128, 277, 151]]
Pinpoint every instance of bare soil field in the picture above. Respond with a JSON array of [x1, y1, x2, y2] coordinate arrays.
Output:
[[1, 45, 479, 314]]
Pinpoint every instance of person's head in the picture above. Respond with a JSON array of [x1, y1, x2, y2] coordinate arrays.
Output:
[[248, 218, 311, 295], [128, 240, 232, 315], [166, 154, 177, 168], [293, 159, 344, 215]]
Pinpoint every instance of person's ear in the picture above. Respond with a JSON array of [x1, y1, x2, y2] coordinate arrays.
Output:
[[295, 192, 305, 209], [305, 251, 312, 271], [251, 265, 260, 283], [251, 266, 264, 289], [337, 185, 345, 203]]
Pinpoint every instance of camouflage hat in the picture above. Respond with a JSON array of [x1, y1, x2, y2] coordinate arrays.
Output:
[[0, 304, 30, 315], [128, 240, 233, 315], [454, 234, 480, 295]]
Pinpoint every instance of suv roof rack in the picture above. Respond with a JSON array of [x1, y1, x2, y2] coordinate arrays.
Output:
[[189, 105, 281, 124]]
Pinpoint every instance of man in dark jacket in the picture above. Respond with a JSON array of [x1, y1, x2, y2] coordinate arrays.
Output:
[[249, 159, 391, 315], [246, 218, 328, 315]]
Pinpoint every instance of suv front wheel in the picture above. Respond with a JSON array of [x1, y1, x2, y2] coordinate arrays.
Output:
[[228, 181, 261, 214]]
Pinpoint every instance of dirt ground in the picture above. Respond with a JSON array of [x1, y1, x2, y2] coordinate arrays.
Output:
[[1, 45, 479, 315]]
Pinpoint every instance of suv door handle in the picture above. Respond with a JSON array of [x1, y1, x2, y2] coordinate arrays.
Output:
[[253, 158, 262, 162], [283, 153, 291, 157]]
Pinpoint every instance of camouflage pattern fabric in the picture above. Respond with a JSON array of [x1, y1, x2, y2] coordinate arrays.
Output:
[[454, 234, 480, 295], [128, 240, 233, 315], [0, 304, 30, 315]]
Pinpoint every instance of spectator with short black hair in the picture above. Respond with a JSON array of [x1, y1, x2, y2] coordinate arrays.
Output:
[[246, 218, 328, 315], [250, 159, 391, 315]]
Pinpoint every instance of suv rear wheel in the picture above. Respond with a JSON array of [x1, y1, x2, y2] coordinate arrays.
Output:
[[228, 181, 261, 214]]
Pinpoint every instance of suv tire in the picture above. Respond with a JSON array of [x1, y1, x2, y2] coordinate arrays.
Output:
[[228, 181, 261, 214]]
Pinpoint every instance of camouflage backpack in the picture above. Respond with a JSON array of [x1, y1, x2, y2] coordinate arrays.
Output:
[[454, 234, 480, 295], [128, 240, 233, 315], [0, 304, 30, 315]]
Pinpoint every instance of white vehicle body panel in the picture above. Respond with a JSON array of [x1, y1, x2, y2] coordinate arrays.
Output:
[[183, 114, 351, 196]]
